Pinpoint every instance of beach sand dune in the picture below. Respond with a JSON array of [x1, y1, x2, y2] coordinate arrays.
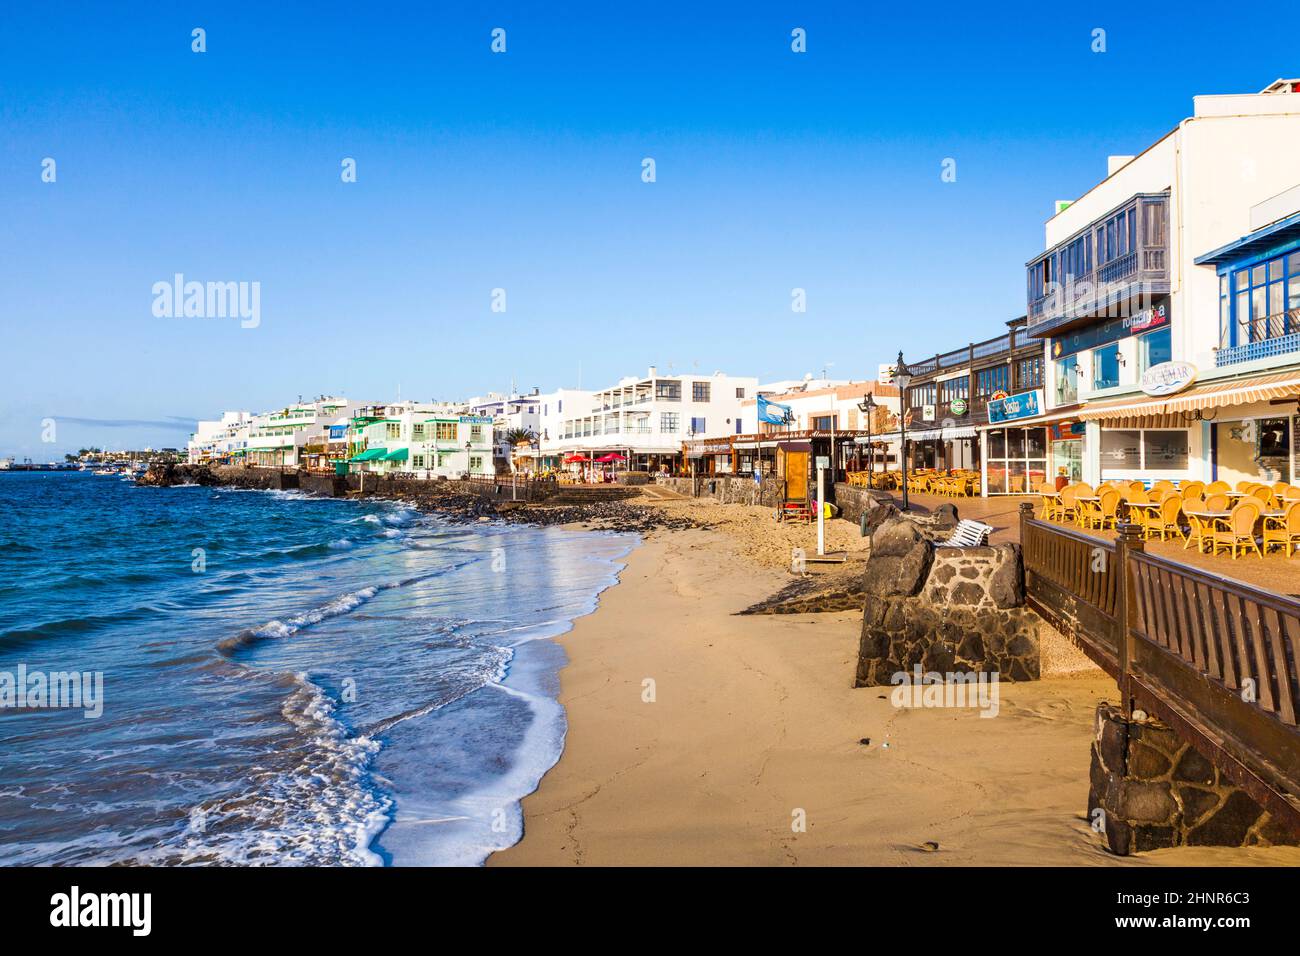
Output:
[[491, 527, 1300, 867]]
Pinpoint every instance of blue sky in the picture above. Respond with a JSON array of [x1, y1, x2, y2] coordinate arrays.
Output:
[[2, 1, 1297, 457]]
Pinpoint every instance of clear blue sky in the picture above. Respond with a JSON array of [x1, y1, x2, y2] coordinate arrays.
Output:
[[2, 1, 1297, 458]]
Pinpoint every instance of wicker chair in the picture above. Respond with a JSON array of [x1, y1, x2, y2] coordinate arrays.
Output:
[[1264, 501, 1300, 556], [1210, 500, 1263, 559], [1144, 493, 1185, 541]]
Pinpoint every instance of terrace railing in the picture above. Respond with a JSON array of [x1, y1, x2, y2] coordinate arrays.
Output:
[[1019, 503, 1300, 827]]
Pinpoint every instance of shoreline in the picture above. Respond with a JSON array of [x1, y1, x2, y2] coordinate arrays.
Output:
[[490, 525, 1300, 866]]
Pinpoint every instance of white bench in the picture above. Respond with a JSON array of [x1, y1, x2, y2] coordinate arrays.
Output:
[[938, 519, 994, 548]]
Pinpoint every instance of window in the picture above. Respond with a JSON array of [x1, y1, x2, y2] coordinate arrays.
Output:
[[469, 456, 483, 471], [908, 383, 936, 408], [470, 425, 483, 441], [1232, 249, 1300, 343], [689, 416, 706, 433], [735, 418, 743, 434], [692, 382, 711, 402], [984, 427, 1048, 495], [655, 381, 681, 401], [1055, 355, 1078, 405], [385, 422, 401, 439], [938, 377, 968, 407], [435, 421, 457, 441], [1142, 430, 1189, 470], [1139, 327, 1171, 374], [975, 365, 1010, 399], [660, 412, 680, 433], [413, 454, 425, 469], [412, 424, 426, 440], [812, 415, 836, 430], [735, 387, 745, 399], [1092, 342, 1120, 390], [1100, 429, 1187, 471], [1017, 356, 1044, 390]]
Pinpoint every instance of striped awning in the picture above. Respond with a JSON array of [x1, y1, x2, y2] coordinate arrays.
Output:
[[1078, 371, 1300, 426]]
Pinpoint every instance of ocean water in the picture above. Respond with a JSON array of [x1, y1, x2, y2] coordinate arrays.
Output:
[[0, 472, 634, 866]]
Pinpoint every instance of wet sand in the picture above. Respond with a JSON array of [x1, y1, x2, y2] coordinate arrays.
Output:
[[490, 526, 1300, 866]]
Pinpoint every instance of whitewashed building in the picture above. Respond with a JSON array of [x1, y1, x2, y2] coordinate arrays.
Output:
[[347, 401, 496, 478], [1011, 78, 1300, 488], [540, 368, 759, 472]]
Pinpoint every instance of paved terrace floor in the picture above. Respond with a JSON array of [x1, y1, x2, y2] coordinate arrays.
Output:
[[875, 491, 1300, 600]]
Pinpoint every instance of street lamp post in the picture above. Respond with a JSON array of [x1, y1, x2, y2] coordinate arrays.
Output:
[[895, 351, 913, 512], [465, 440, 473, 480], [686, 426, 697, 496], [856, 391, 877, 488]]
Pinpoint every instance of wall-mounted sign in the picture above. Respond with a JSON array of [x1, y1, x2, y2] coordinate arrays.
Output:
[[459, 416, 495, 424], [1140, 361, 1197, 397], [990, 390, 1008, 402], [1125, 302, 1168, 333], [1049, 421, 1086, 441], [1052, 296, 1171, 359], [987, 389, 1043, 423], [921, 404, 937, 422], [950, 398, 969, 416]]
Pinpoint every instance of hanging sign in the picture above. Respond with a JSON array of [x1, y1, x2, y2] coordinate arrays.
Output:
[[1140, 361, 1197, 397], [950, 398, 969, 416]]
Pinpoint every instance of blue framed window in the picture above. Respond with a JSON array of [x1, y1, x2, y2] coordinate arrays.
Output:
[[1229, 249, 1300, 344], [690, 416, 706, 433], [1139, 327, 1172, 374], [1092, 342, 1120, 390]]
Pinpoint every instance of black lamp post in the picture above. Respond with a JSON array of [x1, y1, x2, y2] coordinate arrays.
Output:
[[856, 391, 877, 487], [895, 351, 913, 512]]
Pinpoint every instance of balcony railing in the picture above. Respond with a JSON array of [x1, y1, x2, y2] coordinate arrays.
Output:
[[1216, 309, 1300, 367], [1026, 193, 1170, 335]]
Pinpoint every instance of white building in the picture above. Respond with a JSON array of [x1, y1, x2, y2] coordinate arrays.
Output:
[[242, 397, 362, 468], [465, 389, 543, 466], [347, 401, 495, 478], [188, 411, 252, 464], [1010, 78, 1300, 489], [541, 367, 759, 472]]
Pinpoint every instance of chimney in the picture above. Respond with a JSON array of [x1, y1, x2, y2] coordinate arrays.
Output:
[[648, 365, 658, 378]]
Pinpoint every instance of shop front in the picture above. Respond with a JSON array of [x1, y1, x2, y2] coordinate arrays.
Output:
[[1078, 367, 1300, 486]]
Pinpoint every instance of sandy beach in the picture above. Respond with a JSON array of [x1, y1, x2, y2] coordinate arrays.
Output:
[[491, 513, 1300, 867]]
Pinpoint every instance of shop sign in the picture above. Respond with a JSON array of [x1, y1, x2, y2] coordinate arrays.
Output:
[[921, 404, 936, 421], [1052, 296, 1171, 358], [950, 398, 969, 416], [990, 390, 1008, 402], [987, 389, 1043, 423], [459, 416, 495, 424], [1049, 422, 1086, 441], [1140, 361, 1197, 397]]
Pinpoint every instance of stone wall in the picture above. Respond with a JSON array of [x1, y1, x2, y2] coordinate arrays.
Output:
[[855, 513, 1043, 686], [833, 483, 883, 528], [1089, 703, 1299, 854], [659, 475, 784, 508]]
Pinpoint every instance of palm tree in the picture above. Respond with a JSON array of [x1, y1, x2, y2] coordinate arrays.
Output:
[[503, 428, 538, 474]]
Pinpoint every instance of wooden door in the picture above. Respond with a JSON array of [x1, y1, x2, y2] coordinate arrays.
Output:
[[785, 450, 809, 501]]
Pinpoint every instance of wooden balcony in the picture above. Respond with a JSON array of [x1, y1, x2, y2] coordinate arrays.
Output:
[[1026, 192, 1170, 337]]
